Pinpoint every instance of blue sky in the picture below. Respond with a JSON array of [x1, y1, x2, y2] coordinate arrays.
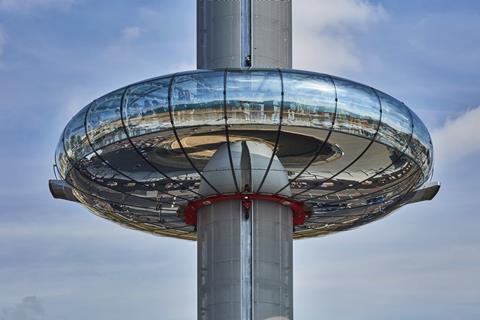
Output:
[[0, 0, 479, 319]]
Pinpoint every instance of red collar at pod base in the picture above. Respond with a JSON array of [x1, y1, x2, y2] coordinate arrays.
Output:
[[180, 193, 311, 226]]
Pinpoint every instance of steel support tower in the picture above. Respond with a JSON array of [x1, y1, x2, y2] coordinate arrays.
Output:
[[197, 0, 292, 69], [197, 142, 293, 319], [197, 2, 294, 319]]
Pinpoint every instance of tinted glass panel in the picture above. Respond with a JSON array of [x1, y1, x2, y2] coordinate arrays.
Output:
[[171, 71, 226, 175], [226, 70, 283, 187], [282, 71, 335, 129], [64, 104, 93, 163], [55, 135, 70, 178], [226, 70, 282, 126], [411, 111, 433, 184], [290, 131, 371, 199], [123, 78, 171, 137], [332, 77, 381, 139], [277, 71, 337, 181], [86, 89, 126, 150], [172, 71, 225, 128], [376, 92, 412, 154]]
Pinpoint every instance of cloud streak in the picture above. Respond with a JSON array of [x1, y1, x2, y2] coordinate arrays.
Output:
[[1, 297, 45, 320], [122, 26, 143, 41], [432, 106, 480, 167], [293, 0, 387, 73]]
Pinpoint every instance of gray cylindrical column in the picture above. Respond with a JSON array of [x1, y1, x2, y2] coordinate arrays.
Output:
[[197, 142, 293, 320], [198, 200, 293, 320], [197, 0, 292, 69]]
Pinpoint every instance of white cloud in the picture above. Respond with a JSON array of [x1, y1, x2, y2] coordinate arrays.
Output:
[[122, 26, 143, 41], [293, 0, 387, 73], [432, 106, 480, 167], [1, 296, 45, 320], [0, 0, 73, 12]]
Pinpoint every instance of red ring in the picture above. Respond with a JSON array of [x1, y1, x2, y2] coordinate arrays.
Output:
[[181, 193, 310, 226]]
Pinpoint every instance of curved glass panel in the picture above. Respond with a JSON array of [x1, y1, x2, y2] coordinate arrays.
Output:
[[279, 71, 336, 180], [74, 153, 134, 192], [63, 104, 93, 163], [172, 71, 225, 128], [66, 166, 180, 209], [171, 71, 226, 173], [94, 141, 165, 184], [87, 79, 171, 188], [332, 142, 396, 193], [86, 89, 126, 150], [226, 70, 283, 190], [79, 88, 142, 196], [281, 71, 336, 129], [304, 96, 414, 204], [355, 146, 416, 198], [83, 83, 198, 199], [124, 77, 202, 198], [411, 111, 433, 185], [289, 78, 382, 200], [289, 130, 372, 199], [304, 143, 412, 202], [77, 191, 196, 240], [123, 78, 172, 137], [332, 77, 381, 138], [304, 162, 422, 226], [226, 70, 282, 126], [354, 153, 418, 196], [306, 158, 420, 208], [376, 91, 412, 155], [55, 135, 70, 178]]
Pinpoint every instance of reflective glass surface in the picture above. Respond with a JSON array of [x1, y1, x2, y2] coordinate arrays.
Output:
[[63, 105, 93, 164], [172, 71, 225, 128], [226, 70, 282, 126], [281, 71, 335, 129], [226, 70, 283, 191], [55, 135, 69, 178], [172, 71, 226, 175], [123, 78, 172, 137], [54, 69, 434, 240], [377, 92, 412, 154], [279, 71, 337, 185], [411, 112, 434, 185], [332, 77, 381, 138], [86, 89, 127, 150]]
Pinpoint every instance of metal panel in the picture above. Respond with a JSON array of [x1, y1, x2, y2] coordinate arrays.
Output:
[[197, 199, 293, 320], [252, 200, 293, 320], [252, 0, 292, 68], [198, 200, 242, 320], [197, 0, 292, 69], [49, 179, 79, 203], [197, 0, 242, 69], [407, 182, 441, 204]]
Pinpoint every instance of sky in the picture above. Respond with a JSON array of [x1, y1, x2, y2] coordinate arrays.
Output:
[[0, 0, 479, 319]]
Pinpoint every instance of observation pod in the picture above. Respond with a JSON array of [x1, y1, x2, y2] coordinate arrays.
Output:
[[50, 1, 439, 319], [51, 69, 438, 239]]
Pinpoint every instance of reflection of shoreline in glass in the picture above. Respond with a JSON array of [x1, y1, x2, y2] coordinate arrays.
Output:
[[56, 69, 434, 239]]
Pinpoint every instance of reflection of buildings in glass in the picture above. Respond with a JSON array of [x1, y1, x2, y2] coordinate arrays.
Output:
[[287, 107, 295, 121], [54, 69, 435, 239], [272, 103, 281, 123], [283, 102, 333, 127]]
